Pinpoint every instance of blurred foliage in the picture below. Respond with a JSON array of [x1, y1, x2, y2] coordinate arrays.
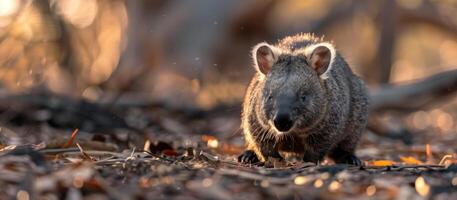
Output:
[[0, 0, 456, 119], [0, 0, 126, 95]]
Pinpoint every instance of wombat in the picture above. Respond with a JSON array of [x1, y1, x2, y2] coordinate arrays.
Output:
[[238, 33, 368, 166]]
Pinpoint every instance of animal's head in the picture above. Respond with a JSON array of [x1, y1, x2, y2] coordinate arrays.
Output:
[[252, 41, 336, 134]]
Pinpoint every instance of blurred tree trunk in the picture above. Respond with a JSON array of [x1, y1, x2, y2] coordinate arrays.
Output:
[[366, 0, 397, 84]]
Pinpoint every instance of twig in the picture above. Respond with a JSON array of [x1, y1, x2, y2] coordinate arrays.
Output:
[[76, 143, 96, 161], [364, 164, 445, 171], [62, 129, 79, 148]]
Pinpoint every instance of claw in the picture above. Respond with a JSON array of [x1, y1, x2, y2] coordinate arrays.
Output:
[[238, 150, 259, 164], [341, 155, 362, 166]]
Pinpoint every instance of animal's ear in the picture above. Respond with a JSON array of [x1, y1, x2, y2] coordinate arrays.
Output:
[[252, 42, 280, 75], [305, 43, 336, 79]]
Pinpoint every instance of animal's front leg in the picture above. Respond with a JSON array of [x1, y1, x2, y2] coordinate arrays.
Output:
[[302, 135, 331, 164], [238, 137, 282, 164], [328, 146, 362, 166], [302, 150, 325, 164], [259, 142, 283, 161], [238, 150, 260, 164]]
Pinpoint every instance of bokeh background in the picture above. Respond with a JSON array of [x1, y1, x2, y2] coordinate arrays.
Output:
[[0, 1, 457, 199], [0, 0, 456, 138]]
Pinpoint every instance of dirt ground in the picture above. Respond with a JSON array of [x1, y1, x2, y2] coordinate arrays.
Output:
[[0, 103, 456, 200]]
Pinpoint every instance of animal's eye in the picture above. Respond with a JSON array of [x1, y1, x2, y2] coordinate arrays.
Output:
[[300, 95, 307, 102]]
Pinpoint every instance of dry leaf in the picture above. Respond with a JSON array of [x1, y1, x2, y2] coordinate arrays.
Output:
[[425, 144, 433, 163], [368, 160, 396, 167], [400, 156, 423, 165]]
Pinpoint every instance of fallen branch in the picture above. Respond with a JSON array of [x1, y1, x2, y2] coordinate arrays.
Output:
[[367, 115, 413, 144], [0, 92, 131, 132], [399, 0, 457, 36], [369, 68, 457, 112]]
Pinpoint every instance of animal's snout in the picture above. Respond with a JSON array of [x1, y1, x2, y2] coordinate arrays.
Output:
[[273, 112, 294, 132]]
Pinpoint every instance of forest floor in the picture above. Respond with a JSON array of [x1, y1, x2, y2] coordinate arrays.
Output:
[[0, 101, 456, 200]]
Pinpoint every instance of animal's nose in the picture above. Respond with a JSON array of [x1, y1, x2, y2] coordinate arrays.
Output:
[[273, 113, 294, 132]]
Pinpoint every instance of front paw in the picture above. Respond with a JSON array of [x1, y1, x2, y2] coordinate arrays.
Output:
[[338, 155, 362, 166], [238, 150, 260, 164]]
